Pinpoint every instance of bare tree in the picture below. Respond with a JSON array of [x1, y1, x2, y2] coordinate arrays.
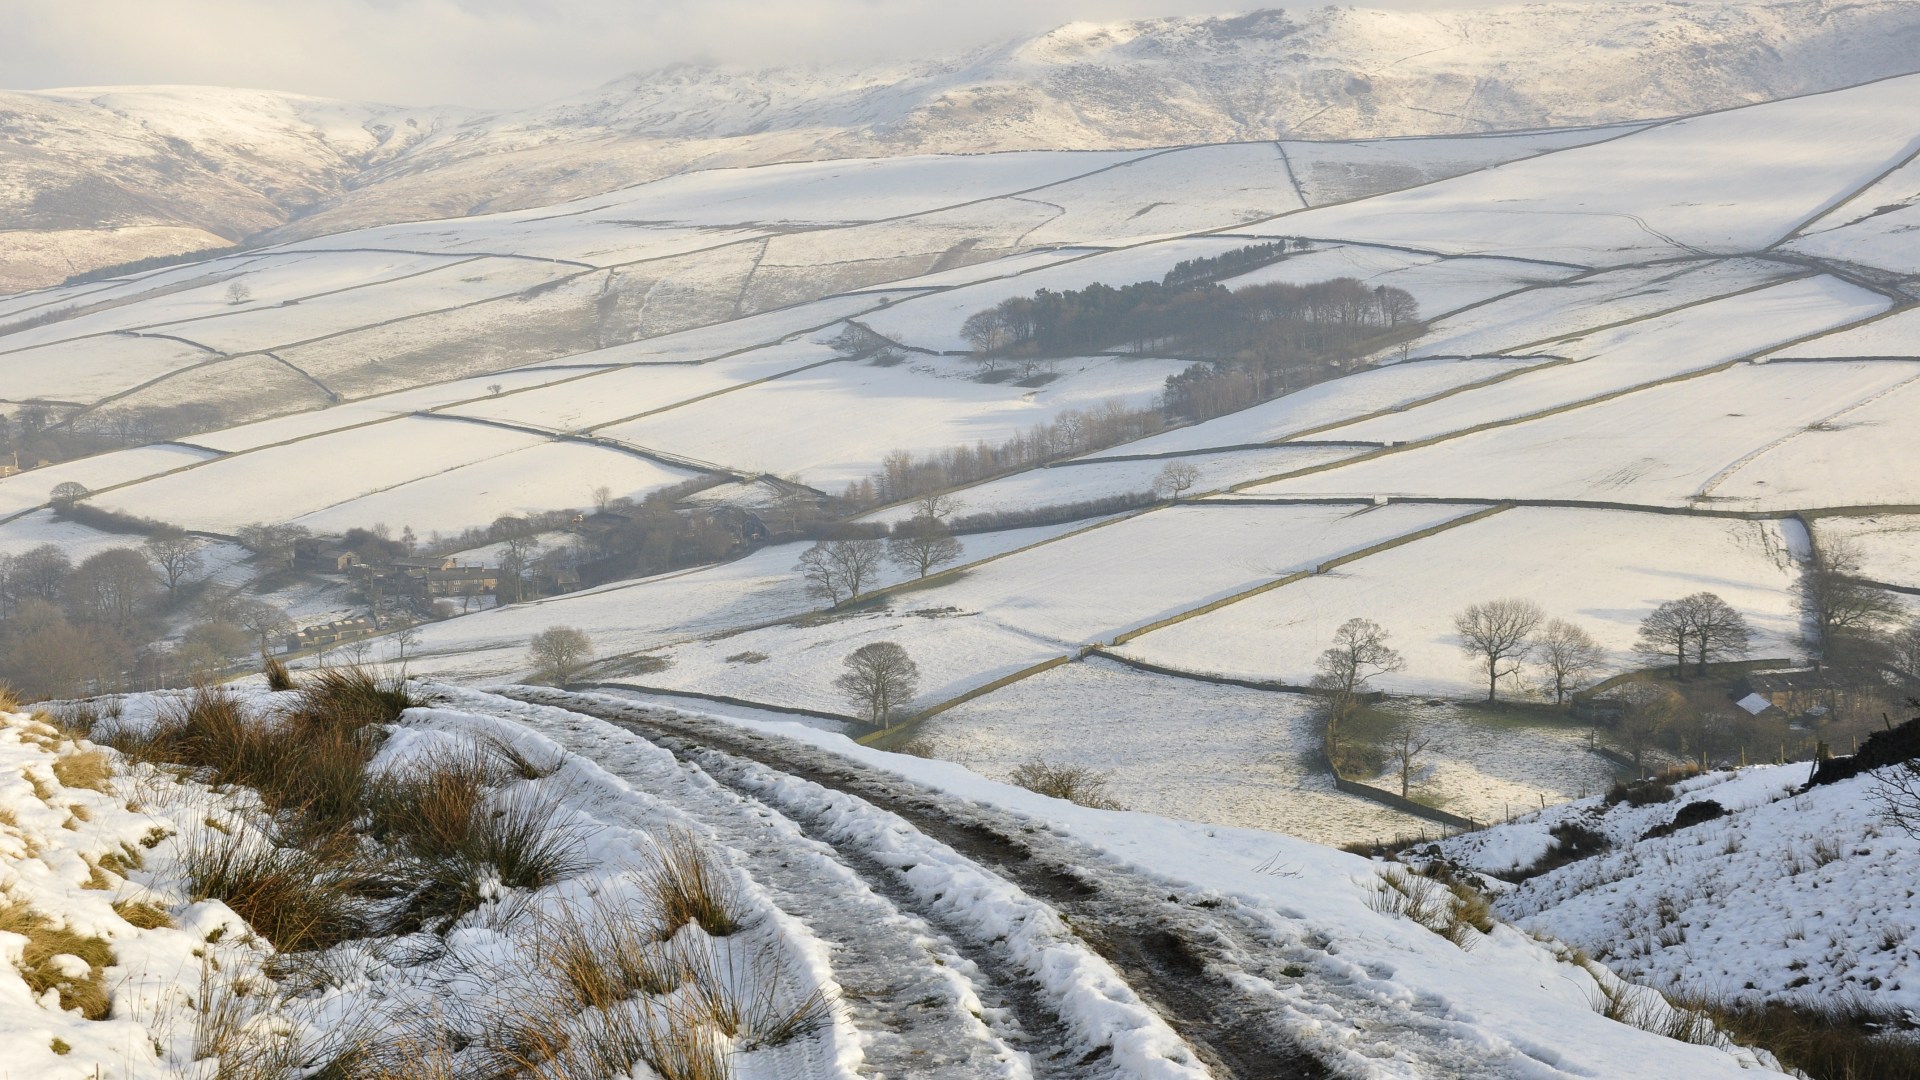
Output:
[[528, 625, 594, 685], [834, 641, 920, 727], [235, 601, 294, 655], [1533, 618, 1606, 705], [1454, 598, 1543, 703], [1151, 460, 1201, 500], [1892, 619, 1920, 685], [1677, 591, 1751, 676], [590, 485, 614, 514], [236, 522, 311, 571], [9, 544, 70, 603], [1873, 759, 1920, 839], [1311, 617, 1404, 751], [797, 538, 885, 606], [887, 517, 963, 579], [65, 548, 157, 636], [224, 280, 251, 305], [143, 527, 204, 597], [48, 481, 88, 511], [1802, 538, 1903, 652], [911, 492, 962, 522], [1386, 713, 1435, 798], [1636, 599, 1692, 679]]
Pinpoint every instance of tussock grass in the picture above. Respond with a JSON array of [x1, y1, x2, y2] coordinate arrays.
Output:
[[539, 899, 683, 1010], [0, 684, 17, 711], [51, 747, 114, 792], [113, 896, 176, 930], [298, 666, 416, 734], [1368, 866, 1495, 951], [263, 655, 296, 692], [0, 894, 116, 1019], [644, 830, 743, 939], [372, 759, 591, 933], [179, 830, 373, 952]]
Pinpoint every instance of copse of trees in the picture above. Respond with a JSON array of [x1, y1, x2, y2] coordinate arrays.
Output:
[[960, 269, 1417, 363]]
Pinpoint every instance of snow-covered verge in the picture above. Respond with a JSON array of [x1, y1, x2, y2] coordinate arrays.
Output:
[[0, 687, 854, 1079], [1433, 764, 1920, 1012]]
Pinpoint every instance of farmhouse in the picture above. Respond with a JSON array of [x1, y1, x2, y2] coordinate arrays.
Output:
[[287, 616, 378, 652]]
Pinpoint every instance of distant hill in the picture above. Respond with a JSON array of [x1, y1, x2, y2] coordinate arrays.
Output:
[[7, 0, 1920, 290]]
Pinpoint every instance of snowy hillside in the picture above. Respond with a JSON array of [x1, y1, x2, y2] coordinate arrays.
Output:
[[10, 1, 1920, 287], [1433, 762, 1920, 1013], [0, 86, 463, 292]]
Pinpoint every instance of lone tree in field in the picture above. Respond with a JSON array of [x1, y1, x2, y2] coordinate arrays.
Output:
[[224, 280, 251, 305], [797, 537, 885, 605], [1533, 618, 1606, 705], [1802, 538, 1902, 652], [1455, 598, 1543, 703], [835, 641, 919, 727], [1387, 713, 1435, 799], [887, 517, 963, 579], [1151, 461, 1201, 500], [528, 625, 594, 685], [143, 526, 203, 597], [48, 481, 88, 511], [1311, 617, 1404, 751]]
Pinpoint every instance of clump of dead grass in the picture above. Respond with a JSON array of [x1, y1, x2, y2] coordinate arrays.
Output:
[[0, 893, 116, 1018]]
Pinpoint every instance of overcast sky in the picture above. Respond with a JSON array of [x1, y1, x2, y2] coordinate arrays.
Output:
[[4, 0, 1511, 109]]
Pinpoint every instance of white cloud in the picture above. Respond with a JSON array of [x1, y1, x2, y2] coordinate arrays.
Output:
[[2, 0, 1514, 108]]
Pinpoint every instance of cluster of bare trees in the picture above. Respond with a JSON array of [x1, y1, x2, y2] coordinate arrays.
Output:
[[0, 529, 264, 698], [797, 500, 966, 606], [1452, 599, 1609, 705], [1, 401, 228, 474], [1632, 592, 1752, 679], [850, 401, 1164, 508]]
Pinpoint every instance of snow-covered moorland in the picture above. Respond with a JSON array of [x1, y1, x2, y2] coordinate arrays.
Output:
[[4, 673, 1817, 1078]]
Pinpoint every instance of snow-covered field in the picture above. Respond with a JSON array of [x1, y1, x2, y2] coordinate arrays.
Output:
[[1118, 507, 1807, 696], [1317, 276, 1890, 445], [1254, 361, 1919, 507], [600, 355, 1189, 486], [1811, 513, 1920, 589], [1253, 74, 1920, 266], [91, 418, 546, 534]]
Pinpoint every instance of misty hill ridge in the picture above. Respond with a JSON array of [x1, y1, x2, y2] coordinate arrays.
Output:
[[6, 0, 1920, 290]]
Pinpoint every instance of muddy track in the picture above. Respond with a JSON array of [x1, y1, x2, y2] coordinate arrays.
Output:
[[503, 688, 1330, 1080]]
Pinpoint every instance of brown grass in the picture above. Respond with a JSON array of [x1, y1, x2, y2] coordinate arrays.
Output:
[[178, 830, 373, 952], [51, 748, 114, 792], [0, 894, 116, 1019], [644, 830, 743, 939], [263, 655, 297, 692], [113, 897, 176, 930]]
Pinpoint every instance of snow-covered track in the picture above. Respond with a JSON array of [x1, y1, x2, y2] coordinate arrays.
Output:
[[495, 686, 1331, 1080]]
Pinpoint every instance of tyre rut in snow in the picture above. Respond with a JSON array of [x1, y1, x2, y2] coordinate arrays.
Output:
[[503, 688, 1329, 1080]]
